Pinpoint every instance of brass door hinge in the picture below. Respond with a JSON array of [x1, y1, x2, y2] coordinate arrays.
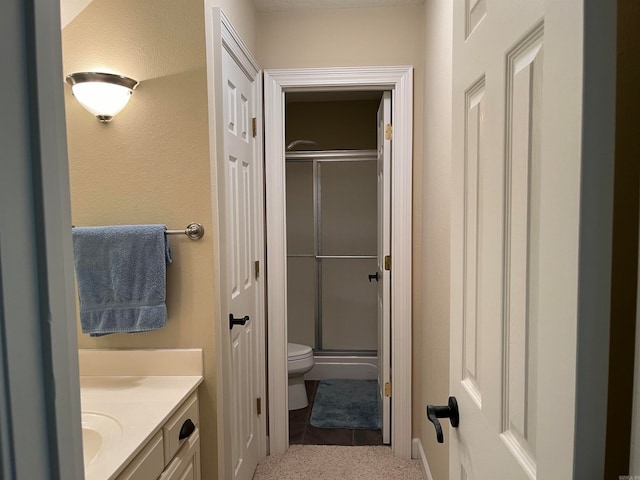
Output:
[[255, 260, 260, 279], [384, 123, 392, 141], [384, 255, 391, 271], [384, 382, 392, 397], [252, 117, 257, 138], [257, 397, 262, 415]]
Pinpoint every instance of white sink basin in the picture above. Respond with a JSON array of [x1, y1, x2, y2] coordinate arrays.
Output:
[[82, 412, 123, 467]]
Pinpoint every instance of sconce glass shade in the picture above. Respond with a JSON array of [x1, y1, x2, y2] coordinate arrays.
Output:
[[65, 72, 138, 122]]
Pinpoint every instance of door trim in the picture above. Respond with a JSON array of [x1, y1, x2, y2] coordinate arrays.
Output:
[[204, 7, 267, 478], [264, 66, 413, 458]]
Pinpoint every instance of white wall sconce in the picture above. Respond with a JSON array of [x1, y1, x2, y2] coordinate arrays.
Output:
[[65, 72, 138, 122]]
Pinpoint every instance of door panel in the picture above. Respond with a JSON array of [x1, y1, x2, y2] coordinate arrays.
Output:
[[377, 92, 391, 445], [451, 1, 584, 478], [502, 27, 543, 469], [461, 77, 484, 410], [223, 47, 259, 480]]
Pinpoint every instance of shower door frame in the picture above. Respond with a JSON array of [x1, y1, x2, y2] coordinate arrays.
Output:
[[264, 66, 413, 459], [287, 149, 379, 356]]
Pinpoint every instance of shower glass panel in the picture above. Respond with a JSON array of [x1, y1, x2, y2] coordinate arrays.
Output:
[[321, 258, 378, 350], [286, 161, 316, 348], [286, 151, 378, 355], [319, 161, 377, 256], [286, 161, 315, 253], [287, 257, 316, 347]]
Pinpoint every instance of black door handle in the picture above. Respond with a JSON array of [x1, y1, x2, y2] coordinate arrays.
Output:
[[179, 418, 196, 440], [368, 272, 380, 282], [426, 396, 459, 443], [229, 314, 250, 329]]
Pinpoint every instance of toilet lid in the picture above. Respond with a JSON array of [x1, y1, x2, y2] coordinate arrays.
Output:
[[288, 343, 313, 360]]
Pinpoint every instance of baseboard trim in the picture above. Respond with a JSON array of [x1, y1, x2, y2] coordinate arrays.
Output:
[[412, 438, 434, 480]]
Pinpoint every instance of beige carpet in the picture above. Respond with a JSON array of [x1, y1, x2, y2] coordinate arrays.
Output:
[[253, 445, 426, 480]]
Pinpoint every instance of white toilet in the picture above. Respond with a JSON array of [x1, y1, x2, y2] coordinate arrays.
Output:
[[287, 343, 315, 410]]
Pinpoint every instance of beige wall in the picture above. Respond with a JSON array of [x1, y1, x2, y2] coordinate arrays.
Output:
[[257, 5, 424, 70], [286, 99, 379, 150], [62, 1, 256, 478], [415, 1, 452, 479]]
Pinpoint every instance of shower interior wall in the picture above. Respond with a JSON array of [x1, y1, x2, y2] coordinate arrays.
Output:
[[285, 97, 382, 354]]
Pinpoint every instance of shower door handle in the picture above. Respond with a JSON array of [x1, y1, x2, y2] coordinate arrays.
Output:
[[229, 314, 250, 329], [368, 272, 380, 282]]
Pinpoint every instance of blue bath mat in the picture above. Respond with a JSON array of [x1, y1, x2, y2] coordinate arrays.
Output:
[[310, 379, 381, 430]]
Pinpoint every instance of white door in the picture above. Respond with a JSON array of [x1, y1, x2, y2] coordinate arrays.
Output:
[[377, 91, 392, 445], [222, 47, 260, 480], [450, 1, 587, 478]]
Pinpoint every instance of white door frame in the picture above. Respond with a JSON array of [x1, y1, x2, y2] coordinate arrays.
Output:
[[204, 7, 267, 478], [264, 66, 413, 459]]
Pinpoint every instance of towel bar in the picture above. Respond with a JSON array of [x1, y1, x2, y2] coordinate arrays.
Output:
[[165, 223, 205, 240], [72, 223, 205, 241]]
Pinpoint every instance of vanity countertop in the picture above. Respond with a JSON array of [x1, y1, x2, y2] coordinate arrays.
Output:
[[78, 349, 203, 480]]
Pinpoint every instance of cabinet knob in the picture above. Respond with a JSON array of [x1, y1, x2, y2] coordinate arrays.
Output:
[[179, 418, 196, 440]]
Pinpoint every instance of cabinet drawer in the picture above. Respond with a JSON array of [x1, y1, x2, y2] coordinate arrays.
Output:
[[116, 431, 164, 480], [163, 392, 199, 464], [158, 428, 201, 480]]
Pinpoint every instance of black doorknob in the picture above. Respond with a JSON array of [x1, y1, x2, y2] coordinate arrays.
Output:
[[426, 396, 459, 443], [368, 272, 380, 282], [229, 314, 250, 329]]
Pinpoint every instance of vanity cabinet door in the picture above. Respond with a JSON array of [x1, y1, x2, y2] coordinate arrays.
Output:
[[116, 431, 164, 480], [159, 428, 200, 480], [163, 393, 199, 464]]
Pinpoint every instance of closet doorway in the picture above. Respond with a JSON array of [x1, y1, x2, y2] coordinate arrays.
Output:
[[264, 66, 413, 459]]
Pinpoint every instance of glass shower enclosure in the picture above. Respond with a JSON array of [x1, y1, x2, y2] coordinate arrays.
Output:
[[286, 150, 378, 355]]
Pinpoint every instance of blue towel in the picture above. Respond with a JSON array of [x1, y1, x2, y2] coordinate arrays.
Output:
[[72, 225, 172, 337]]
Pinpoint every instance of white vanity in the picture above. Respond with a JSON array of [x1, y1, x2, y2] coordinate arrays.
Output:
[[79, 349, 204, 480]]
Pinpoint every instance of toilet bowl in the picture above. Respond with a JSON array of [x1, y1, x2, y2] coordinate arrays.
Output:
[[288, 343, 314, 410]]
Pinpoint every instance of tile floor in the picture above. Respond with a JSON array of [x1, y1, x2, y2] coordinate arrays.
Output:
[[288, 380, 383, 446]]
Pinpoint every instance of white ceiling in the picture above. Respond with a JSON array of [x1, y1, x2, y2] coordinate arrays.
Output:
[[252, 0, 424, 11], [59, 0, 93, 28]]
